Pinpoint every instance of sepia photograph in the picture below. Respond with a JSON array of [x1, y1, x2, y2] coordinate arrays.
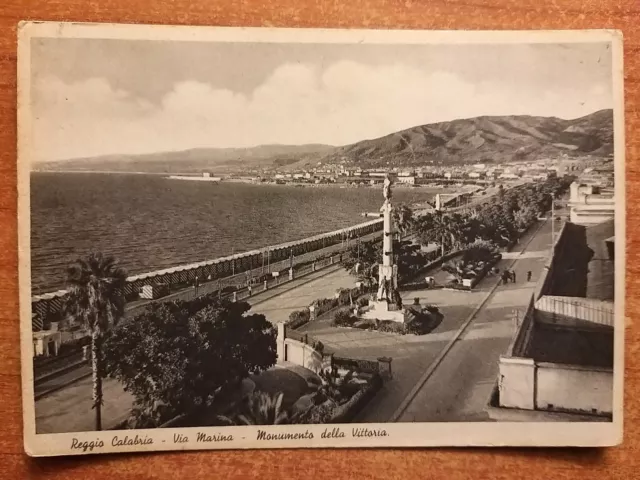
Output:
[[17, 23, 624, 456]]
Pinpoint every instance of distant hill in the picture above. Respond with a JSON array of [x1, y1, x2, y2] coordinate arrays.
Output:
[[38, 144, 334, 174], [286, 109, 614, 169], [36, 110, 613, 173]]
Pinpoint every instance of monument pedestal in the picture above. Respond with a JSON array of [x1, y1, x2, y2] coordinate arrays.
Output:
[[361, 299, 405, 323]]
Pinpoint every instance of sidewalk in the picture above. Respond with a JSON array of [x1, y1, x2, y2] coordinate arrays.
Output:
[[395, 219, 553, 422]]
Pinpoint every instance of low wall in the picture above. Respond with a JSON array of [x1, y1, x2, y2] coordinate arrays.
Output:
[[283, 339, 324, 373], [536, 362, 613, 414], [276, 323, 327, 374], [505, 294, 536, 357], [498, 356, 536, 410], [533, 222, 569, 300], [498, 355, 613, 415]]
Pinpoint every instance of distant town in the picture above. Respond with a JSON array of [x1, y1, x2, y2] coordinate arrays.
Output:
[[167, 153, 614, 188]]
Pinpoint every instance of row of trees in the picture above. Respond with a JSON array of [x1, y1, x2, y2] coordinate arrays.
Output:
[[414, 176, 574, 251], [60, 253, 276, 430], [342, 177, 574, 288]]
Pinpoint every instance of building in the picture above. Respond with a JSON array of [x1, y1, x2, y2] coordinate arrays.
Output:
[[499, 172, 521, 180], [397, 175, 416, 185], [488, 219, 615, 421], [568, 182, 615, 225]]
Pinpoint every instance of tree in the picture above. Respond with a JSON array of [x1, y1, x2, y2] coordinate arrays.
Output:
[[393, 204, 414, 236], [103, 298, 277, 427], [64, 253, 127, 431], [342, 240, 380, 290], [413, 211, 477, 253], [342, 238, 428, 286]]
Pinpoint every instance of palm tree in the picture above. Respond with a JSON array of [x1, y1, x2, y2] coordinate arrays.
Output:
[[219, 391, 291, 425], [64, 253, 127, 431], [393, 204, 414, 237]]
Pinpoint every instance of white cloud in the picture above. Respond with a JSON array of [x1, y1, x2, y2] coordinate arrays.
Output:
[[32, 61, 612, 162]]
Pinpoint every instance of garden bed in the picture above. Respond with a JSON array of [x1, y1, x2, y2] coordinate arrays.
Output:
[[286, 286, 370, 330], [330, 303, 444, 336]]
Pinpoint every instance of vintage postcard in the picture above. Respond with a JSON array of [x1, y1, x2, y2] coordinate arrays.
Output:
[[17, 22, 625, 456]]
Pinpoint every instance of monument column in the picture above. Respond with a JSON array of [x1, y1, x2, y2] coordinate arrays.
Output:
[[376, 175, 399, 303], [361, 175, 405, 323]]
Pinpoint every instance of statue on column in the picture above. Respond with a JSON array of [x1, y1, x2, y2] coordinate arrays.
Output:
[[383, 175, 393, 201]]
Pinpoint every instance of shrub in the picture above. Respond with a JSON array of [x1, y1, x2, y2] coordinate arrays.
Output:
[[404, 317, 429, 335], [443, 282, 471, 291], [376, 320, 406, 335], [425, 304, 440, 314], [297, 374, 383, 424], [316, 297, 339, 316], [288, 308, 311, 329], [332, 308, 357, 327], [356, 295, 370, 308]]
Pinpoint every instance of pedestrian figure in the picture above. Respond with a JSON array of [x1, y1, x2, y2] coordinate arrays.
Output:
[[527, 271, 532, 282], [501, 271, 509, 285], [511, 270, 517, 283]]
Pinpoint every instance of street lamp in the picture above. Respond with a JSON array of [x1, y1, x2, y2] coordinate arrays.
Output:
[[550, 193, 555, 246]]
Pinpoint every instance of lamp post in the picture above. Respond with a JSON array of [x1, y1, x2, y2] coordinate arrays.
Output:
[[550, 193, 555, 247]]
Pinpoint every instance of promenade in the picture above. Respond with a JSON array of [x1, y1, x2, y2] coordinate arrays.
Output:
[[34, 264, 350, 433], [249, 267, 357, 324], [33, 185, 536, 433]]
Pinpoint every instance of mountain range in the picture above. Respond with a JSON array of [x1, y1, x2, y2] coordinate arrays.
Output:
[[36, 109, 613, 173]]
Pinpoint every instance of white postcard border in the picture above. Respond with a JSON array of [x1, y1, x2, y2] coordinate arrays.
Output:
[[17, 22, 625, 456]]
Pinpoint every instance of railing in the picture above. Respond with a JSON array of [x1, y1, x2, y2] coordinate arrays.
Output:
[[535, 295, 615, 328], [285, 328, 325, 349], [32, 219, 384, 323]]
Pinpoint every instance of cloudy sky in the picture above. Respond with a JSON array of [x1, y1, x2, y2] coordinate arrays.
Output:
[[30, 38, 613, 162]]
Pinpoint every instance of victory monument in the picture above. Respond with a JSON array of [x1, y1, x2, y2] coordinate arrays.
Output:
[[360, 175, 405, 323]]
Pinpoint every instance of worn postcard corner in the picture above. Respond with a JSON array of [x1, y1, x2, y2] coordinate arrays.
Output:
[[17, 22, 624, 456]]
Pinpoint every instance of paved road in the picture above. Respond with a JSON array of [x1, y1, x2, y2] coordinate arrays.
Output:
[[35, 375, 134, 434], [395, 219, 554, 422]]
